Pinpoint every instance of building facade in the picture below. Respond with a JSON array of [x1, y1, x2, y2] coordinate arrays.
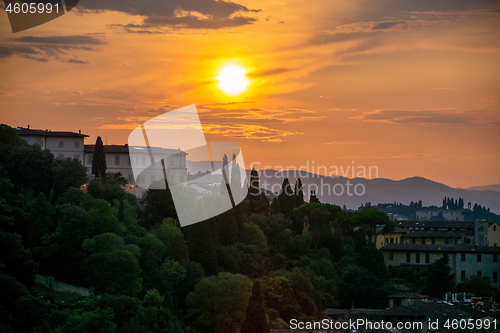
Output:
[[381, 244, 500, 287], [16, 126, 88, 162]]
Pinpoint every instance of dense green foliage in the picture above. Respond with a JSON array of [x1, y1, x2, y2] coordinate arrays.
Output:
[[2, 124, 486, 332]]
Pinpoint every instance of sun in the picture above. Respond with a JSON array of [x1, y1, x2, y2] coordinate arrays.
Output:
[[217, 65, 249, 95]]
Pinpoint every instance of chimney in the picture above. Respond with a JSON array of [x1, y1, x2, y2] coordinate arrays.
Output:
[[27, 125, 30, 129], [79, 130, 81, 134], [125, 143, 128, 147]]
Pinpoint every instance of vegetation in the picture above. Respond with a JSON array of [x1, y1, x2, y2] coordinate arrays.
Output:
[[0, 124, 495, 332]]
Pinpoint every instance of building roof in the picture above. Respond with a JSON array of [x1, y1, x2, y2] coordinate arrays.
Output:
[[324, 308, 349, 315], [380, 305, 427, 317], [401, 231, 468, 238], [84, 144, 185, 155], [16, 127, 88, 138], [388, 292, 429, 299], [381, 244, 500, 254], [397, 221, 475, 229]]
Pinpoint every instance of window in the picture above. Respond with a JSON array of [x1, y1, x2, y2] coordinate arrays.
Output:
[[416, 253, 420, 263], [421, 237, 425, 244], [494, 225, 497, 231], [494, 272, 498, 284], [477, 254, 481, 262], [431, 238, 435, 244], [461, 270, 465, 282], [461, 254, 465, 262], [88, 155, 93, 164], [128, 157, 131, 166], [75, 141, 80, 148], [412, 238, 416, 244], [141, 156, 145, 166], [114, 156, 120, 165], [445, 238, 449, 244], [128, 174, 133, 183], [390, 238, 394, 244], [74, 154, 80, 160], [58, 154, 64, 159], [467, 238, 471, 244], [59, 141, 64, 148], [426, 253, 430, 264], [406, 253, 411, 263], [385, 238, 389, 244], [389, 253, 393, 261], [395, 238, 398, 244], [477, 271, 482, 277], [494, 255, 498, 263]]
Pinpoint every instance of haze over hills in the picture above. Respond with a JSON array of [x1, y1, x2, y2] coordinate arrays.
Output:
[[466, 184, 500, 193], [186, 161, 500, 214]]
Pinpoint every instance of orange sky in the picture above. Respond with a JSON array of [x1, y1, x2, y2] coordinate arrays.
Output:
[[1, 0, 499, 188]]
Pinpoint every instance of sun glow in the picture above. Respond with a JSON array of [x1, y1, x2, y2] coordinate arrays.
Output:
[[217, 65, 249, 95]]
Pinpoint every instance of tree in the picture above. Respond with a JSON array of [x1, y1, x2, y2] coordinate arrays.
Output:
[[424, 255, 454, 297], [186, 272, 252, 333], [82, 249, 142, 296], [294, 178, 304, 207], [463, 276, 492, 297], [2, 144, 54, 194], [59, 308, 117, 333], [91, 136, 107, 181], [143, 180, 178, 228], [103, 172, 128, 186], [278, 178, 296, 216], [249, 168, 269, 214], [52, 157, 89, 196], [150, 218, 189, 262], [241, 281, 269, 333], [338, 264, 389, 309], [351, 209, 392, 241], [187, 220, 218, 276]]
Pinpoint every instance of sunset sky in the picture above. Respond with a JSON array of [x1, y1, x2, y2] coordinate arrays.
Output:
[[1, 0, 499, 188]]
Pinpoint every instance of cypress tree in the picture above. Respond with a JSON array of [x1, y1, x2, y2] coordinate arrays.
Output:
[[220, 154, 229, 196], [241, 281, 269, 333], [278, 178, 295, 216], [249, 168, 260, 212], [294, 178, 304, 207], [230, 153, 243, 200], [91, 136, 107, 181]]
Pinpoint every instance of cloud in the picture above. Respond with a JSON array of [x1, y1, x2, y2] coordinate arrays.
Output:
[[79, 0, 261, 31], [198, 107, 325, 125], [202, 124, 301, 142], [352, 109, 486, 125], [0, 35, 105, 63], [11, 35, 107, 45], [371, 21, 405, 30], [323, 141, 367, 145]]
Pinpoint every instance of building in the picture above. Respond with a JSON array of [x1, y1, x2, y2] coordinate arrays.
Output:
[[376, 219, 493, 249], [16, 126, 88, 162], [416, 209, 465, 222], [387, 292, 429, 308], [83, 144, 187, 187], [381, 243, 500, 288], [17, 126, 188, 190], [489, 222, 500, 247]]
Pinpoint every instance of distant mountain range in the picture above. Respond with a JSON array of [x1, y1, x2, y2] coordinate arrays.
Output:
[[466, 184, 500, 192], [186, 161, 500, 214]]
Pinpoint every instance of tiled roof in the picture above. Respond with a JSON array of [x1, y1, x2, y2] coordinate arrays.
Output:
[[324, 308, 349, 315], [401, 231, 467, 238], [380, 305, 427, 317], [84, 144, 184, 154], [388, 292, 429, 299], [16, 127, 88, 138], [397, 221, 475, 229], [381, 244, 500, 254]]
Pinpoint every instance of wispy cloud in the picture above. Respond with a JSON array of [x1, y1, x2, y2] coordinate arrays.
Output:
[[323, 141, 367, 145], [0, 35, 106, 63], [352, 109, 488, 125]]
